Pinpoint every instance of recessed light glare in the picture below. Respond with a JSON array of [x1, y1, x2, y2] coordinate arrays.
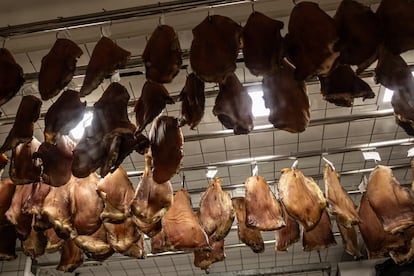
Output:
[[248, 90, 270, 118], [69, 111, 93, 140]]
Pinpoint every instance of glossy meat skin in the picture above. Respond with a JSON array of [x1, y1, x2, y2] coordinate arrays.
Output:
[[366, 165, 414, 234], [242, 11, 284, 76], [38, 38, 83, 100], [179, 73, 205, 129], [142, 24, 182, 83], [122, 233, 146, 259], [277, 168, 326, 231], [198, 178, 234, 241], [213, 73, 253, 135], [231, 197, 264, 253], [285, 1, 339, 80], [323, 164, 361, 228], [190, 15, 242, 83], [149, 116, 183, 184], [245, 176, 285, 231], [74, 224, 113, 261], [80, 36, 130, 96], [56, 239, 84, 272], [336, 220, 361, 258], [103, 217, 141, 254], [10, 137, 41, 184], [274, 204, 300, 251], [262, 61, 310, 133], [134, 80, 174, 133], [302, 209, 337, 251], [0, 48, 24, 107], [193, 239, 225, 273], [44, 228, 64, 253]]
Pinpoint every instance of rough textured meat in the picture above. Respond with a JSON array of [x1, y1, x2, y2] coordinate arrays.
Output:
[[134, 80, 174, 133], [198, 178, 234, 241], [242, 11, 284, 76], [5, 184, 33, 239], [22, 222, 47, 258], [44, 90, 86, 142], [150, 229, 171, 253], [274, 204, 300, 251], [38, 38, 83, 100], [132, 216, 162, 238], [0, 48, 24, 107], [367, 165, 414, 234], [193, 239, 225, 273], [285, 1, 339, 80], [179, 73, 205, 129], [376, 0, 414, 55], [323, 164, 361, 228], [142, 24, 182, 83], [231, 197, 264, 253], [74, 224, 113, 261], [277, 168, 326, 231], [190, 15, 242, 83], [97, 166, 135, 223], [389, 227, 414, 265], [56, 239, 84, 272], [302, 209, 336, 251], [122, 233, 146, 259], [80, 36, 130, 96], [162, 189, 210, 251], [319, 65, 375, 107], [262, 61, 310, 133], [149, 116, 183, 184], [336, 219, 361, 258], [21, 181, 51, 221], [0, 224, 17, 260], [103, 217, 141, 254], [358, 193, 405, 259], [213, 73, 253, 134], [10, 137, 41, 184], [0, 95, 42, 154], [245, 175, 285, 231], [130, 155, 173, 224], [334, 0, 381, 73]]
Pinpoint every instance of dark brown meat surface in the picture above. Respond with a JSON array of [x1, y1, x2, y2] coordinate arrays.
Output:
[[179, 73, 205, 129], [0, 48, 24, 107]]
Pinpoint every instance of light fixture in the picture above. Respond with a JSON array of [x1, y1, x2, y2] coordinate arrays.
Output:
[[361, 149, 381, 162], [248, 90, 270, 118], [69, 111, 93, 140], [205, 167, 218, 179], [382, 72, 414, 103]]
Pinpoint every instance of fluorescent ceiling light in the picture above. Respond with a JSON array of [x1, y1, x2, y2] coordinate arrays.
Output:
[[205, 167, 218, 179], [361, 150, 381, 162], [382, 72, 414, 103], [248, 90, 270, 118], [69, 111, 93, 140]]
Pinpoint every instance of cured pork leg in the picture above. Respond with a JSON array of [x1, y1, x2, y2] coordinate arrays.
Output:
[[336, 219, 361, 258], [274, 204, 300, 251], [389, 227, 414, 265], [80, 36, 130, 97], [232, 197, 264, 253], [242, 11, 284, 76], [302, 209, 336, 251], [213, 73, 253, 135], [103, 217, 141, 254], [123, 234, 146, 259], [0, 178, 16, 222], [5, 184, 33, 240], [132, 216, 162, 238], [367, 165, 414, 234], [245, 176, 285, 231], [179, 73, 205, 129], [56, 239, 84, 272], [22, 221, 47, 259], [142, 24, 182, 83], [38, 38, 83, 100], [74, 224, 113, 261], [0, 48, 24, 107], [277, 168, 326, 231], [193, 239, 225, 273], [10, 137, 41, 184], [44, 228, 64, 253]]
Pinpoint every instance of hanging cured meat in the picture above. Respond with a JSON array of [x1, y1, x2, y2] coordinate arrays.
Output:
[[22, 222, 47, 259], [376, 0, 414, 55], [79, 36, 131, 97], [366, 165, 414, 234], [0, 178, 16, 223], [150, 229, 171, 253], [193, 239, 225, 273], [190, 15, 242, 83], [134, 80, 174, 133], [103, 217, 141, 254], [38, 38, 83, 100], [44, 228, 64, 253], [302, 209, 336, 251], [9, 137, 41, 185], [56, 239, 84, 272], [213, 73, 253, 135], [198, 178, 234, 241], [5, 184, 33, 240], [274, 204, 300, 251], [0, 48, 24, 107], [358, 193, 405, 259], [122, 234, 146, 259], [162, 189, 210, 251], [142, 24, 182, 83], [179, 73, 205, 129], [284, 1, 339, 80], [277, 168, 326, 231], [319, 65, 375, 107], [242, 11, 284, 76], [72, 82, 139, 178], [323, 163, 361, 228], [132, 216, 162, 238], [21, 181, 51, 221], [262, 61, 310, 133], [245, 175, 285, 231], [74, 224, 113, 261], [336, 220, 361, 258], [130, 155, 173, 224], [232, 197, 264, 253], [389, 227, 414, 265], [149, 116, 183, 184], [43, 90, 86, 142], [97, 166, 135, 223], [334, 0, 381, 73]]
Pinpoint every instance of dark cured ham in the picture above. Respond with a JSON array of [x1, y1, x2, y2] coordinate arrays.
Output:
[[367, 165, 414, 234], [80, 36, 131, 97], [242, 11, 284, 76], [262, 61, 310, 133], [56, 239, 84, 272], [302, 209, 336, 251], [38, 38, 83, 100], [336, 220, 361, 258], [245, 175, 285, 231], [190, 15, 242, 83], [0, 48, 24, 107], [231, 197, 264, 253], [10, 137, 41, 185], [274, 204, 300, 251], [142, 25, 182, 83], [193, 239, 225, 273], [285, 1, 339, 80], [179, 73, 205, 129], [213, 73, 253, 135]]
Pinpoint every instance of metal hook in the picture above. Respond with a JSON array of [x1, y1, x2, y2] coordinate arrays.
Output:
[[291, 159, 298, 170], [2, 38, 6, 48], [251, 0, 255, 12], [292, 0, 297, 5], [322, 156, 335, 171], [181, 173, 186, 189]]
